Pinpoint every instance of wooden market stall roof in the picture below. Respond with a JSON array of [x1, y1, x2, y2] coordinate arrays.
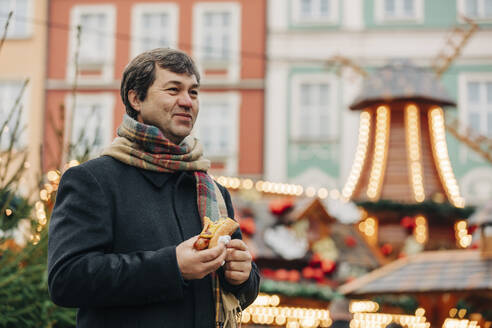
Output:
[[338, 249, 492, 296], [349, 60, 455, 110]]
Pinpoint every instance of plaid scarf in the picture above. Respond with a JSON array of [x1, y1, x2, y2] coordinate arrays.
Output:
[[101, 115, 240, 327]]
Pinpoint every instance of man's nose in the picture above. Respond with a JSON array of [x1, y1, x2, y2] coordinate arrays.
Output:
[[177, 92, 193, 108]]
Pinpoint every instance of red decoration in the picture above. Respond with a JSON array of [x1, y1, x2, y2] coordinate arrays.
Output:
[[312, 268, 324, 283], [269, 198, 294, 216], [274, 269, 289, 281], [321, 260, 336, 274], [400, 216, 416, 233], [239, 217, 256, 235], [309, 253, 322, 268], [302, 267, 314, 280], [470, 242, 479, 249], [261, 268, 274, 279], [287, 270, 301, 282], [380, 243, 393, 256], [344, 236, 357, 247]]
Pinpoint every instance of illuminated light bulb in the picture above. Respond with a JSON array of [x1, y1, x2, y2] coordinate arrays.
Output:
[[270, 295, 280, 306], [415, 308, 425, 317], [458, 230, 467, 238], [359, 222, 366, 231], [318, 188, 328, 199], [365, 226, 375, 236], [35, 201, 44, 210], [296, 186, 304, 196], [305, 187, 316, 197], [40, 189, 49, 201], [47, 170, 59, 182], [458, 309, 467, 319], [242, 179, 253, 190], [5, 208, 12, 216], [241, 312, 251, 323], [456, 221, 467, 230], [255, 180, 264, 191], [276, 315, 287, 325], [366, 217, 376, 226]]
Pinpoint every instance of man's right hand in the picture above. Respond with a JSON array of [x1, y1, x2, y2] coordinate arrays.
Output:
[[176, 235, 227, 280]]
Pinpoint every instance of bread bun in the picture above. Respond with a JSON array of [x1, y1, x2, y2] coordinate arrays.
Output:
[[193, 217, 239, 250], [208, 218, 239, 248]]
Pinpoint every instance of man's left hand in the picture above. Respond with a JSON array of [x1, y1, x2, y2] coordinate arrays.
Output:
[[223, 239, 252, 285]]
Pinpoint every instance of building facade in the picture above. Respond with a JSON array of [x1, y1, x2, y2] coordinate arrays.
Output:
[[0, 0, 48, 193], [44, 0, 266, 177], [265, 0, 492, 205]]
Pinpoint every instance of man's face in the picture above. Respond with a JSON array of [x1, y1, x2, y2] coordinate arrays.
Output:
[[130, 66, 199, 144]]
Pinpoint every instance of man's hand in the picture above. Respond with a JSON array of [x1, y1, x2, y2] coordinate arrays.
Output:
[[224, 239, 252, 285], [176, 235, 227, 280]]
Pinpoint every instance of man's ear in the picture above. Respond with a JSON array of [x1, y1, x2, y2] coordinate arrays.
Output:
[[128, 90, 141, 113]]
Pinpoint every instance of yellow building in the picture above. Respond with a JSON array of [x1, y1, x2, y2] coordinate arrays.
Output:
[[0, 0, 48, 195]]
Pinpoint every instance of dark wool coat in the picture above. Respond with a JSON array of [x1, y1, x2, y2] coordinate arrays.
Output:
[[47, 156, 260, 328]]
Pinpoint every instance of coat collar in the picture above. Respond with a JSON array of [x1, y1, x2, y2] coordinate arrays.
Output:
[[137, 169, 174, 188]]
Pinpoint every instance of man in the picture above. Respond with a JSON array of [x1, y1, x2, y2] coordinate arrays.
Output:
[[47, 48, 260, 328]]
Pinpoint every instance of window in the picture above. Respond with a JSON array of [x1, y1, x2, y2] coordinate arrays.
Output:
[[193, 3, 241, 81], [292, 0, 339, 24], [466, 81, 492, 136], [65, 94, 114, 158], [458, 0, 492, 20], [291, 74, 338, 141], [131, 4, 178, 58], [375, 0, 424, 23], [0, 0, 30, 38], [68, 5, 116, 82], [193, 92, 240, 174], [0, 81, 28, 150], [458, 73, 492, 163]]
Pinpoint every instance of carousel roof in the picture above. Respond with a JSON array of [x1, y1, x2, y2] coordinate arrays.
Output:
[[350, 60, 456, 110], [338, 249, 492, 296]]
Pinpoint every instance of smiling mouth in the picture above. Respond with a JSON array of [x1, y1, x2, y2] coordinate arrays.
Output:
[[174, 113, 192, 119], [174, 113, 193, 123]]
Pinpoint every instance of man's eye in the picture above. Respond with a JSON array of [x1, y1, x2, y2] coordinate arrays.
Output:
[[167, 88, 179, 92], [190, 90, 199, 96]]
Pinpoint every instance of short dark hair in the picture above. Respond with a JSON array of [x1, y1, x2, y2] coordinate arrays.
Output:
[[120, 48, 201, 119]]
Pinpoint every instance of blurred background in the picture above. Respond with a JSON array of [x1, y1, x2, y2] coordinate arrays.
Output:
[[0, 0, 491, 327]]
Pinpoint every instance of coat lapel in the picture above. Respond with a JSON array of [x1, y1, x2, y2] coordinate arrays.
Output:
[[137, 169, 173, 188]]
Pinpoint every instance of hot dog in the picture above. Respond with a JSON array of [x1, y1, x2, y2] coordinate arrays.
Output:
[[193, 216, 239, 250]]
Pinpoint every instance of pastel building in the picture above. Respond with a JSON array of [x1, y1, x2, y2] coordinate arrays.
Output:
[[44, 0, 266, 177], [0, 0, 48, 192], [265, 0, 492, 205]]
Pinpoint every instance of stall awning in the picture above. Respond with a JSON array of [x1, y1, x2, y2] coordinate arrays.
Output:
[[339, 250, 492, 296]]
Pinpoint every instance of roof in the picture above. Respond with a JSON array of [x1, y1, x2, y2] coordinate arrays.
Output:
[[330, 223, 385, 269], [468, 200, 492, 226], [349, 60, 455, 110], [339, 249, 492, 296]]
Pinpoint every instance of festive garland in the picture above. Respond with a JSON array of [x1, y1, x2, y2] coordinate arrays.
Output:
[[260, 278, 338, 301], [356, 199, 475, 222]]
